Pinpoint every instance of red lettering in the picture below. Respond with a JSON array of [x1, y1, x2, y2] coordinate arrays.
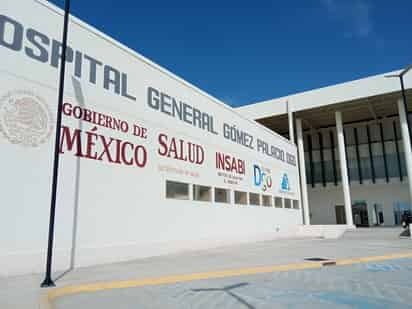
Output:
[[216, 152, 224, 169], [105, 115, 113, 129], [59, 125, 147, 168], [83, 108, 92, 122], [168, 138, 178, 159], [97, 135, 115, 162], [85, 127, 98, 159], [134, 145, 147, 167], [196, 145, 204, 165], [158, 134, 204, 165], [113, 139, 122, 163], [60, 125, 83, 156], [121, 142, 134, 165], [238, 160, 245, 174], [120, 121, 128, 133], [113, 118, 121, 131], [73, 106, 82, 119], [215, 152, 245, 175], [62, 102, 72, 116], [141, 127, 147, 139], [158, 133, 168, 156]]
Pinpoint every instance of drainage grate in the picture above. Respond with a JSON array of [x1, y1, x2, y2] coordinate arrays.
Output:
[[304, 257, 330, 261]]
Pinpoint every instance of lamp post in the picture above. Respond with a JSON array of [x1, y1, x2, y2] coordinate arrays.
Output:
[[386, 64, 412, 146], [41, 0, 71, 288]]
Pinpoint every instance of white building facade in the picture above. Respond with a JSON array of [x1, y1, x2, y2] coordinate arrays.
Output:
[[238, 70, 412, 228], [0, 0, 302, 276]]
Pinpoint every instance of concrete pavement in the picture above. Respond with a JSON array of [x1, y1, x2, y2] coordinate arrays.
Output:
[[54, 258, 412, 309], [1, 227, 411, 308]]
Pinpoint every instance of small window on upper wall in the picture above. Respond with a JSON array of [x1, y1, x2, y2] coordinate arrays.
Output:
[[249, 193, 260, 206], [262, 195, 272, 207], [193, 184, 212, 202], [166, 181, 189, 200], [235, 191, 248, 205], [274, 197, 283, 208], [284, 198, 292, 209], [293, 200, 300, 209], [215, 187, 230, 203]]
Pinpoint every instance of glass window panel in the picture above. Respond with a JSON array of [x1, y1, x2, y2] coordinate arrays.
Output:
[[235, 191, 248, 205], [193, 184, 212, 202], [166, 181, 189, 200], [385, 141, 400, 178], [262, 195, 272, 207], [346, 145, 359, 181], [312, 150, 322, 184], [382, 121, 394, 140], [293, 200, 299, 209], [371, 142, 385, 179], [358, 144, 371, 180], [399, 141, 407, 177], [357, 126, 368, 144], [284, 198, 292, 209], [344, 128, 355, 145], [249, 193, 260, 206], [369, 124, 380, 142], [215, 187, 230, 203], [274, 197, 283, 208]]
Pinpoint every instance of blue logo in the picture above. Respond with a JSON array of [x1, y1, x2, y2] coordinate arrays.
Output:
[[253, 164, 272, 192], [281, 173, 290, 191]]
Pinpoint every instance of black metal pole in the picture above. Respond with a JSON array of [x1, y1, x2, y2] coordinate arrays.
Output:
[[41, 0, 71, 288], [400, 76, 412, 147]]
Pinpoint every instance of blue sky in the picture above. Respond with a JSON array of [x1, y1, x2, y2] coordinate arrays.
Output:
[[48, 0, 412, 107]]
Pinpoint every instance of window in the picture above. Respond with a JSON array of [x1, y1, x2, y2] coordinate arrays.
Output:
[[274, 197, 283, 208], [262, 195, 272, 207], [284, 198, 292, 209], [249, 193, 260, 206], [193, 184, 212, 202], [166, 181, 189, 200], [215, 187, 230, 203], [293, 200, 299, 209], [235, 191, 248, 205]]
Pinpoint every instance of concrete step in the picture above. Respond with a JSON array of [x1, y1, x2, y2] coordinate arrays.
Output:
[[342, 227, 405, 240]]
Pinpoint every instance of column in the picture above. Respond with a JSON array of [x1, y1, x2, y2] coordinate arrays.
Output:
[[287, 101, 295, 144], [397, 98, 412, 204], [335, 111, 354, 226], [296, 118, 310, 225]]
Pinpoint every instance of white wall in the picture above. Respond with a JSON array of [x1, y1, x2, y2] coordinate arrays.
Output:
[[308, 179, 410, 226], [0, 0, 301, 276]]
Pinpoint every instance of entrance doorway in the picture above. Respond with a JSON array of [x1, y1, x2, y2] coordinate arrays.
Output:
[[352, 201, 369, 227], [335, 205, 346, 224], [372, 203, 384, 226]]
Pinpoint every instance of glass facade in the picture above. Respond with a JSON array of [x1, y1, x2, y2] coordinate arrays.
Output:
[[304, 120, 407, 185]]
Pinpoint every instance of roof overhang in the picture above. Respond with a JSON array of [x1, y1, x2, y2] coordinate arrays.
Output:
[[237, 69, 412, 120]]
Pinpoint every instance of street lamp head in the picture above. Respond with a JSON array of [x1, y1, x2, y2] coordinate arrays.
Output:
[[385, 64, 412, 79], [400, 64, 412, 77]]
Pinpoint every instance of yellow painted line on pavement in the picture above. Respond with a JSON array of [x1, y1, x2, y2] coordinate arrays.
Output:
[[335, 252, 412, 265], [47, 251, 412, 301]]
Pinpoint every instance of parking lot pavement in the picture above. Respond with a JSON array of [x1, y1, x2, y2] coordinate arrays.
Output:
[[53, 258, 412, 309], [1, 227, 412, 309]]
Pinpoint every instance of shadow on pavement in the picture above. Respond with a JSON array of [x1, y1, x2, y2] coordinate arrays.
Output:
[[191, 282, 255, 309]]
